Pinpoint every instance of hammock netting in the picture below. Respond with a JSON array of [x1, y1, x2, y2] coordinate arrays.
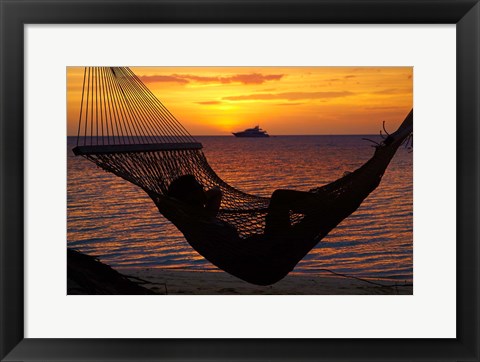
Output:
[[73, 67, 413, 285]]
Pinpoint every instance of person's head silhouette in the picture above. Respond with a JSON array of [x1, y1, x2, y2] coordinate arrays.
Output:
[[167, 174, 207, 207]]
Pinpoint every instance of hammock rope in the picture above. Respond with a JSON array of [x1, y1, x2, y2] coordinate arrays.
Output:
[[73, 67, 413, 285]]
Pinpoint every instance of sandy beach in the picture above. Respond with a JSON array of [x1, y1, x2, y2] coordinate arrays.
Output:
[[67, 249, 412, 295], [116, 267, 413, 295]]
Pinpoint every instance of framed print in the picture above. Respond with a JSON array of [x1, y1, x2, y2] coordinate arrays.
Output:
[[1, 0, 479, 361]]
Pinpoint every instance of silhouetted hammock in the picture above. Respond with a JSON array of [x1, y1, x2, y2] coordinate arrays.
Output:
[[73, 67, 413, 286]]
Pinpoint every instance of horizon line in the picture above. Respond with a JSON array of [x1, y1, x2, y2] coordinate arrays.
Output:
[[67, 133, 383, 137]]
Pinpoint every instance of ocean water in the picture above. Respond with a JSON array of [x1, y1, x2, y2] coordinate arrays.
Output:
[[67, 135, 413, 282]]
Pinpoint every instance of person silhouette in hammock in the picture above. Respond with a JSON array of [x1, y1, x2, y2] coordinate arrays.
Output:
[[168, 175, 321, 239], [167, 175, 223, 218], [167, 174, 302, 237], [167, 109, 413, 245]]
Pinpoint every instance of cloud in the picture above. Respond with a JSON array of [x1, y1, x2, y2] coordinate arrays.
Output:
[[372, 88, 401, 95], [139, 75, 189, 84], [195, 101, 222, 105], [140, 73, 284, 85], [223, 91, 354, 101], [231, 73, 284, 84], [364, 106, 403, 110], [276, 102, 305, 106], [325, 76, 354, 82], [181, 73, 284, 84]]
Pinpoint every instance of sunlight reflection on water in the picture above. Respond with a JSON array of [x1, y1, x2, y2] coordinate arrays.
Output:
[[67, 135, 412, 282]]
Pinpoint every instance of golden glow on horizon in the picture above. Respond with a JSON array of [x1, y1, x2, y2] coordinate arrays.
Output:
[[67, 66, 412, 136]]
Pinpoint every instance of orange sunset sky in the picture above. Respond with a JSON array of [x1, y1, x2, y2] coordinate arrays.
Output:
[[67, 67, 412, 135]]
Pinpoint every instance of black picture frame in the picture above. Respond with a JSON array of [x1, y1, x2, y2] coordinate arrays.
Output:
[[1, 1, 479, 361]]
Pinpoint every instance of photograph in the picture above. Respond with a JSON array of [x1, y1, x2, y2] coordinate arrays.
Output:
[[67, 66, 413, 295]]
